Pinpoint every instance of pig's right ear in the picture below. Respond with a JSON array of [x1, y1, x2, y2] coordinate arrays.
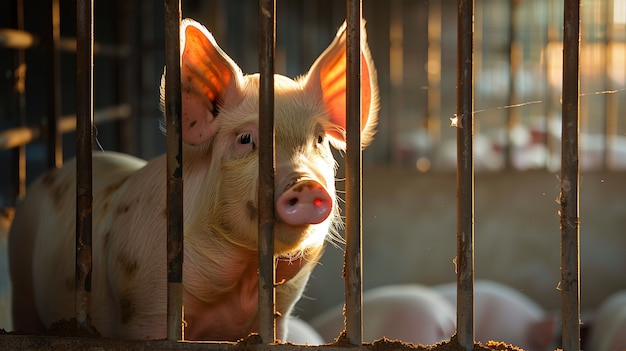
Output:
[[161, 19, 244, 146]]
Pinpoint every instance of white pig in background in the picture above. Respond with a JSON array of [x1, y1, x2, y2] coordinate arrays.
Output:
[[308, 285, 456, 346], [8, 18, 379, 341], [433, 281, 554, 351], [588, 290, 626, 351]]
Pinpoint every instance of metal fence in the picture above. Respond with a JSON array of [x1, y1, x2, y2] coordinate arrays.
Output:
[[0, 0, 595, 350]]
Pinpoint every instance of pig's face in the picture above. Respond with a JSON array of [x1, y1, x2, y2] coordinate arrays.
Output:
[[164, 19, 379, 260]]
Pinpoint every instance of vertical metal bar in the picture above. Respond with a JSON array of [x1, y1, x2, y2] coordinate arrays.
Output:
[[344, 0, 363, 345], [258, 0, 276, 344], [560, 0, 581, 350], [75, 0, 94, 330], [456, 0, 475, 349], [47, 0, 62, 169], [12, 0, 26, 201], [604, 0, 617, 169], [504, 0, 520, 170], [164, 0, 183, 341]]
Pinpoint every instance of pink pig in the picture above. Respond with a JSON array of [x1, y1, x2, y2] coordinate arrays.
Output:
[[8, 18, 379, 341]]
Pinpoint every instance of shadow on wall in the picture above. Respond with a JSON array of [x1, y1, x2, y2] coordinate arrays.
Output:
[[296, 168, 626, 321]]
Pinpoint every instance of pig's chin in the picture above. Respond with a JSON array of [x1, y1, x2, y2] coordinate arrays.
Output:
[[273, 221, 329, 256]]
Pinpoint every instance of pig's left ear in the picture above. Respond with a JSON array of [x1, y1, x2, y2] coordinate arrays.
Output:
[[160, 19, 244, 146], [303, 21, 379, 151]]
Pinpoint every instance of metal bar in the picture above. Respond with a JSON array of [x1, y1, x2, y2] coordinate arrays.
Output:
[[0, 335, 410, 351], [11, 0, 27, 201], [0, 105, 132, 151], [164, 0, 184, 341], [504, 0, 520, 170], [560, 0, 581, 350], [47, 0, 62, 169], [0, 28, 36, 49], [456, 0, 475, 349], [344, 0, 363, 345], [75, 0, 94, 330], [258, 0, 276, 344]]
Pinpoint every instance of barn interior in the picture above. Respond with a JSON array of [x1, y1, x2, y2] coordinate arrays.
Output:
[[1, 1, 625, 350]]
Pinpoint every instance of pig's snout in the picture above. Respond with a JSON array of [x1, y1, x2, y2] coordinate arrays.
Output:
[[276, 180, 332, 226]]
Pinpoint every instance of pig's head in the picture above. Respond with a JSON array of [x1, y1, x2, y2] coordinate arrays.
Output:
[[161, 19, 379, 261]]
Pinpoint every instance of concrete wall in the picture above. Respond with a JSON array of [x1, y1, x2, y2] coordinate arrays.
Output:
[[296, 168, 626, 321]]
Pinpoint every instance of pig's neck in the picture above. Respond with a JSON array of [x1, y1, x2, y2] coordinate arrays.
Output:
[[182, 238, 259, 340]]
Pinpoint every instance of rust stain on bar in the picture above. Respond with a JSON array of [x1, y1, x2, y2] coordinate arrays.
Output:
[[75, 0, 94, 331], [164, 0, 184, 341], [258, 0, 276, 344], [560, 0, 581, 350], [344, 0, 363, 346], [456, 0, 475, 349]]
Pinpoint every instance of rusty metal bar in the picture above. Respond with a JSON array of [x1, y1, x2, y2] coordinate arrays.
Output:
[[344, 0, 363, 345], [560, 0, 581, 350], [504, 0, 520, 170], [258, 0, 276, 344], [47, 0, 62, 169], [75, 0, 94, 330], [456, 0, 475, 349], [11, 0, 27, 201], [164, 0, 184, 341]]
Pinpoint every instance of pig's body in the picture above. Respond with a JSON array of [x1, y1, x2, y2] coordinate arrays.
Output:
[[9, 19, 378, 341], [434, 281, 552, 351], [308, 285, 456, 346], [588, 290, 626, 351]]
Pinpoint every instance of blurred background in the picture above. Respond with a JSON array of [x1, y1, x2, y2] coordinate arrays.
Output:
[[1, 0, 625, 324]]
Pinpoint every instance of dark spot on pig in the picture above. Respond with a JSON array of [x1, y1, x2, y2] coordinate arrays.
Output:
[[117, 253, 138, 278], [246, 201, 258, 221], [219, 218, 235, 233], [103, 230, 111, 253], [189, 120, 197, 129], [117, 203, 131, 214], [41, 170, 57, 187], [292, 184, 305, 193], [49, 177, 71, 208], [119, 293, 136, 324], [102, 175, 130, 199], [186, 75, 192, 83]]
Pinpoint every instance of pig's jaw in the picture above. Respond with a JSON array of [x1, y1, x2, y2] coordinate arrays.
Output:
[[182, 236, 322, 341], [182, 257, 259, 341]]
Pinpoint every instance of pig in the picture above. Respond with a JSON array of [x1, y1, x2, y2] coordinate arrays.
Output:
[[308, 285, 456, 346], [284, 317, 325, 345], [587, 290, 626, 351], [8, 18, 379, 341], [433, 280, 552, 351]]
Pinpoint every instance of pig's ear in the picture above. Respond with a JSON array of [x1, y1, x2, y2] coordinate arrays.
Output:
[[303, 21, 379, 151], [160, 19, 243, 146]]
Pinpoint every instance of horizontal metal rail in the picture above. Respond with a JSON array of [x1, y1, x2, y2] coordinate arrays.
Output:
[[0, 104, 131, 151], [0, 28, 130, 56], [0, 28, 36, 49]]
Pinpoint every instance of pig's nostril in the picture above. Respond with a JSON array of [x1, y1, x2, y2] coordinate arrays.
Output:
[[288, 198, 298, 206]]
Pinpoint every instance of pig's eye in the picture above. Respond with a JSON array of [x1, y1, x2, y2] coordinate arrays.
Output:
[[239, 132, 254, 146], [317, 134, 324, 144]]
